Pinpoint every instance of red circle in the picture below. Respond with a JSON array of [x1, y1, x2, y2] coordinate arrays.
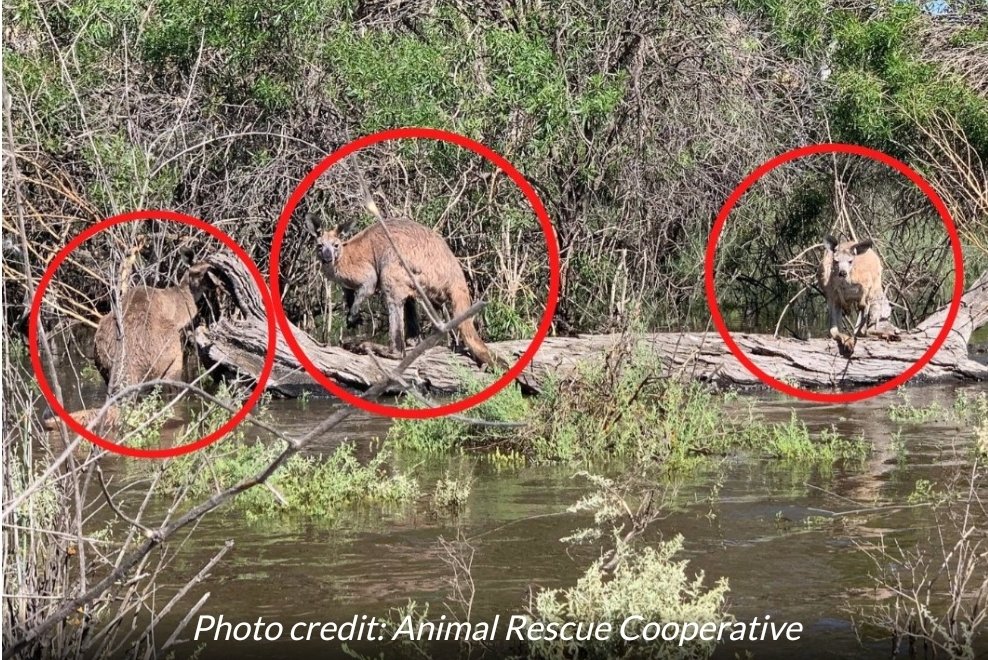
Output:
[[705, 143, 964, 403], [271, 128, 559, 418], [29, 210, 278, 458]]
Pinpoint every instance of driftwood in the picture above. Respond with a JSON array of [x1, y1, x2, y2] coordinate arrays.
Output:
[[194, 253, 988, 397]]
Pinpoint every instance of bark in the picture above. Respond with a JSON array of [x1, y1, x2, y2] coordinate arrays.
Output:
[[194, 253, 988, 397]]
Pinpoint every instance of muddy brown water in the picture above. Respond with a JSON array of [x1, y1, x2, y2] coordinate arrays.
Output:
[[36, 363, 988, 658]]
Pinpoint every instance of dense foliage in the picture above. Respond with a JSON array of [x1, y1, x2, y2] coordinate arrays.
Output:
[[5, 0, 986, 341]]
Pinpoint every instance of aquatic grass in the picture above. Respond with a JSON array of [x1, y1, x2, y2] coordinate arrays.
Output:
[[531, 351, 867, 468], [956, 390, 988, 422], [753, 414, 869, 463], [953, 390, 988, 458], [80, 362, 101, 383], [158, 441, 419, 521], [389, 343, 868, 472], [888, 392, 949, 424], [905, 479, 946, 505], [888, 389, 987, 458], [154, 383, 419, 519], [430, 468, 474, 515], [486, 447, 527, 471], [527, 470, 728, 660], [386, 374, 530, 454], [531, 349, 727, 465]]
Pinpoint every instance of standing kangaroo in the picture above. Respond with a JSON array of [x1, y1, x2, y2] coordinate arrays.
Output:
[[818, 234, 892, 356], [44, 260, 212, 432], [310, 214, 502, 369]]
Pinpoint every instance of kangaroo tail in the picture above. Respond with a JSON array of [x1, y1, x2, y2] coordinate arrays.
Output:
[[450, 288, 506, 370]]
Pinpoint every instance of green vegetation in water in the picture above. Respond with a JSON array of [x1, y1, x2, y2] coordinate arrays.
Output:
[[888, 392, 949, 424], [891, 430, 908, 464], [888, 389, 988, 458], [117, 389, 170, 450], [485, 447, 528, 472], [955, 389, 988, 424], [120, 384, 421, 520], [387, 347, 868, 469], [752, 413, 868, 463], [531, 474, 728, 659], [527, 535, 729, 660], [159, 440, 419, 521], [357, 472, 731, 660], [960, 392, 988, 458], [430, 469, 474, 516], [80, 361, 101, 383], [905, 478, 947, 505], [386, 374, 529, 455], [800, 515, 833, 530]]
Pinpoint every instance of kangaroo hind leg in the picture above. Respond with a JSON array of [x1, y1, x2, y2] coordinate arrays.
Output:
[[404, 297, 420, 347]]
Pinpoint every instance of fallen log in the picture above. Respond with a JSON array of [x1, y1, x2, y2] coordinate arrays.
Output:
[[194, 252, 988, 397]]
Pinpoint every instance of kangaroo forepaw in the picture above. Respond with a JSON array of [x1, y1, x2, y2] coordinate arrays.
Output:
[[346, 312, 364, 329], [358, 341, 403, 360], [836, 333, 856, 358]]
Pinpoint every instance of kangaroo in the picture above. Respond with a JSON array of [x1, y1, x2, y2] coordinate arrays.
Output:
[[44, 260, 213, 432], [310, 214, 502, 369], [818, 234, 892, 356]]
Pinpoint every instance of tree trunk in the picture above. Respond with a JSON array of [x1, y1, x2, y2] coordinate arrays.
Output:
[[194, 253, 988, 397]]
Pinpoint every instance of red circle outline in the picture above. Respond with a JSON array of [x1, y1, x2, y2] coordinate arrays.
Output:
[[704, 143, 964, 403], [271, 128, 560, 419], [29, 210, 278, 458]]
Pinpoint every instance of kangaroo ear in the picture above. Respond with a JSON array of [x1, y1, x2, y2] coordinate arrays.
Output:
[[303, 211, 322, 239], [852, 239, 874, 255], [823, 234, 839, 252], [178, 244, 196, 265], [335, 216, 358, 237], [185, 261, 211, 283], [186, 262, 222, 294]]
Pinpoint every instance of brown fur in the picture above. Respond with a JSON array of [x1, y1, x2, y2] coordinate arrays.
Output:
[[43, 263, 210, 432], [315, 217, 502, 369], [43, 406, 121, 434], [818, 235, 889, 355]]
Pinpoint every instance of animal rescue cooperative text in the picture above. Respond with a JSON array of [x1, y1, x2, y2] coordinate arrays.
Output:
[[194, 613, 804, 645]]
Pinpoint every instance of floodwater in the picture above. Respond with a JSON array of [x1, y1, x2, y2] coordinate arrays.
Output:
[[37, 358, 988, 658]]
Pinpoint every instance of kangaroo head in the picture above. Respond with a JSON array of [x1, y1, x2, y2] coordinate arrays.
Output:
[[317, 228, 344, 265], [309, 211, 356, 266], [305, 210, 340, 264], [184, 262, 215, 301], [824, 234, 874, 279]]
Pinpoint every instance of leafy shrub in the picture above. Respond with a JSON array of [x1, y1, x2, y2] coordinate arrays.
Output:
[[530, 535, 729, 660]]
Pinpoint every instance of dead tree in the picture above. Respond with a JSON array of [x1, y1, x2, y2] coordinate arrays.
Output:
[[194, 252, 988, 396]]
